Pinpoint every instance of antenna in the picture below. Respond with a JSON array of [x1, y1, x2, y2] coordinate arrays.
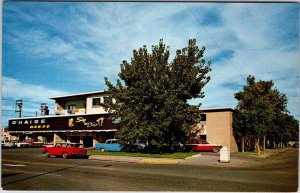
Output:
[[40, 103, 49, 116]]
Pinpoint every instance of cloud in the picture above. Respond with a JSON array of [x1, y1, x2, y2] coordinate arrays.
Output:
[[2, 76, 69, 101], [2, 2, 299, 121], [1, 76, 70, 126]]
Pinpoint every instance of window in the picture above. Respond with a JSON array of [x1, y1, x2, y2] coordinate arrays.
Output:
[[200, 135, 207, 141], [68, 105, 76, 114], [68, 105, 76, 110], [201, 114, 206, 121], [92, 98, 101, 108]]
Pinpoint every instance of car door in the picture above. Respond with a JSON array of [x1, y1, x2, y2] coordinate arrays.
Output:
[[53, 144, 63, 156]]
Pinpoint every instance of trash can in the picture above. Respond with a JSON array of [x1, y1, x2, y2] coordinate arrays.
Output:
[[220, 146, 230, 163]]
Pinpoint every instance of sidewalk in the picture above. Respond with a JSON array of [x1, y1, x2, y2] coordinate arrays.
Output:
[[88, 153, 250, 167]]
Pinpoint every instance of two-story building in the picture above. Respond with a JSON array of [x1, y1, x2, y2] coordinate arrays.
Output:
[[7, 90, 238, 151], [8, 91, 118, 147]]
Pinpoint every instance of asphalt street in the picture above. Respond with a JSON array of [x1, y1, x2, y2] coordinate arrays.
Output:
[[1, 147, 298, 191]]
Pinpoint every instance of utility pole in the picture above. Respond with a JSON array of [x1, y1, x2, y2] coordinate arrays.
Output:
[[15, 100, 23, 118]]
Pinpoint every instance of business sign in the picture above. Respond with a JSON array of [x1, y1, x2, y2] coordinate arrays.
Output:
[[8, 114, 117, 132]]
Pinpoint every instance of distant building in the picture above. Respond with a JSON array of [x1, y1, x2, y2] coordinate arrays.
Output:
[[7, 90, 238, 151], [1, 127, 10, 141]]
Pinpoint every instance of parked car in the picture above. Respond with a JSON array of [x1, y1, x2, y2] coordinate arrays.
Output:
[[293, 142, 299, 148], [95, 139, 122, 152], [42, 142, 87, 159], [25, 138, 44, 147], [2, 140, 18, 148], [122, 140, 146, 152], [16, 141, 30, 148], [184, 140, 222, 153]]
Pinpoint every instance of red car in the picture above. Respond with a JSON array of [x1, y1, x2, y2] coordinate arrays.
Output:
[[42, 142, 87, 159], [184, 140, 222, 153], [25, 138, 44, 147]]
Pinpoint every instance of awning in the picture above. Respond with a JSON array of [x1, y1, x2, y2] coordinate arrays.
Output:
[[9, 129, 117, 134]]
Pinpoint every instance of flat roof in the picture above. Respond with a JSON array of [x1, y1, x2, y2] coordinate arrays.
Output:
[[8, 112, 110, 120], [201, 107, 234, 112], [49, 90, 106, 100]]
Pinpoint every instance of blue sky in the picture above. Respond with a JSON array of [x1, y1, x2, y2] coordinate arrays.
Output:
[[1, 2, 299, 127]]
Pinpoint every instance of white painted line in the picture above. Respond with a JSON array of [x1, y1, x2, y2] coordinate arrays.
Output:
[[3, 169, 62, 177], [185, 154, 202, 159], [3, 164, 26, 167]]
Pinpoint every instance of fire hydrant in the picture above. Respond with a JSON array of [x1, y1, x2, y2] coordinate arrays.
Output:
[[257, 147, 261, 156]]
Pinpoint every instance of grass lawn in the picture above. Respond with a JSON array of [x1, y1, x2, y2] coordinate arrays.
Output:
[[87, 150, 199, 159]]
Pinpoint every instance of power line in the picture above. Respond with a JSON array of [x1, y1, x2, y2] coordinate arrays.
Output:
[[214, 73, 299, 80], [2, 109, 38, 114], [2, 98, 45, 104]]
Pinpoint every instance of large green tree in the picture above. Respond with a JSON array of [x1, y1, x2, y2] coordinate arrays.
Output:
[[234, 75, 289, 152], [103, 39, 211, 151]]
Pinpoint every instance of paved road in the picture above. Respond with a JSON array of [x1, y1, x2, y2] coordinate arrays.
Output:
[[1, 148, 298, 191]]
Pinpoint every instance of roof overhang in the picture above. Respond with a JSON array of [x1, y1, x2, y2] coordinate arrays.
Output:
[[9, 130, 117, 134], [49, 90, 107, 100], [200, 107, 234, 112]]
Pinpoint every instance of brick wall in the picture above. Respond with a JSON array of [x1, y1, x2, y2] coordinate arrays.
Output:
[[205, 111, 238, 152]]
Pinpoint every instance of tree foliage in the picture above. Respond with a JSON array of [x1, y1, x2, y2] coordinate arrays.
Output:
[[103, 39, 211, 151], [233, 75, 298, 151]]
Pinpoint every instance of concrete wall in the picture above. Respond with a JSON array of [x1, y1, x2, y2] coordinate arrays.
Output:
[[86, 94, 108, 114], [205, 111, 238, 152]]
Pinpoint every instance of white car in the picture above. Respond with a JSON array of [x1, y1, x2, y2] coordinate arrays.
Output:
[[2, 140, 17, 148], [16, 142, 30, 148]]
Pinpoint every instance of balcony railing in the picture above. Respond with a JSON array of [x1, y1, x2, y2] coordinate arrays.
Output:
[[56, 108, 86, 115]]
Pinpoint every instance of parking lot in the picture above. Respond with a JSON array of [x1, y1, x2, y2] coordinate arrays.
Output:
[[1, 147, 298, 191]]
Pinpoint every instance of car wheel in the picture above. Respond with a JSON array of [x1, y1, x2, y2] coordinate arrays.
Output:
[[44, 151, 50, 158], [213, 148, 219, 153], [100, 148, 105, 152], [62, 152, 68, 159]]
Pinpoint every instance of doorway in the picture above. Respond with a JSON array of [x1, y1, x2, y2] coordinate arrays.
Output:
[[83, 136, 93, 147], [70, 136, 80, 143]]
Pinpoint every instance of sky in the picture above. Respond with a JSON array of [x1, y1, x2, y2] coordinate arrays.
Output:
[[1, 2, 299, 127]]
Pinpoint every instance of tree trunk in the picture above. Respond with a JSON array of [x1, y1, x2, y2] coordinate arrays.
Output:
[[242, 136, 245, 152], [263, 136, 266, 155]]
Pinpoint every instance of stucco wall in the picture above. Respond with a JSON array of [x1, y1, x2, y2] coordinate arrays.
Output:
[[86, 94, 108, 114], [205, 111, 238, 152]]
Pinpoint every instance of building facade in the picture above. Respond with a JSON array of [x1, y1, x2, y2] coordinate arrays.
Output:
[[7, 91, 238, 151]]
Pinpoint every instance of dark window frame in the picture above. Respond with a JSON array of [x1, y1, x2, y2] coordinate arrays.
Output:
[[92, 98, 101, 108]]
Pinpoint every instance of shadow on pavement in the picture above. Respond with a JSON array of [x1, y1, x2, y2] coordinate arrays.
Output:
[[2, 173, 21, 178], [2, 163, 86, 187]]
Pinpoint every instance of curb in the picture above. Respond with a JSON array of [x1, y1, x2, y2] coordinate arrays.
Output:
[[88, 155, 185, 165], [88, 155, 141, 163], [139, 158, 181, 164]]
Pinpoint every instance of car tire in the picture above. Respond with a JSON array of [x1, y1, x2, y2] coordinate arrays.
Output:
[[62, 152, 68, 159], [100, 148, 105, 152], [44, 151, 50, 158], [213, 148, 219, 153]]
